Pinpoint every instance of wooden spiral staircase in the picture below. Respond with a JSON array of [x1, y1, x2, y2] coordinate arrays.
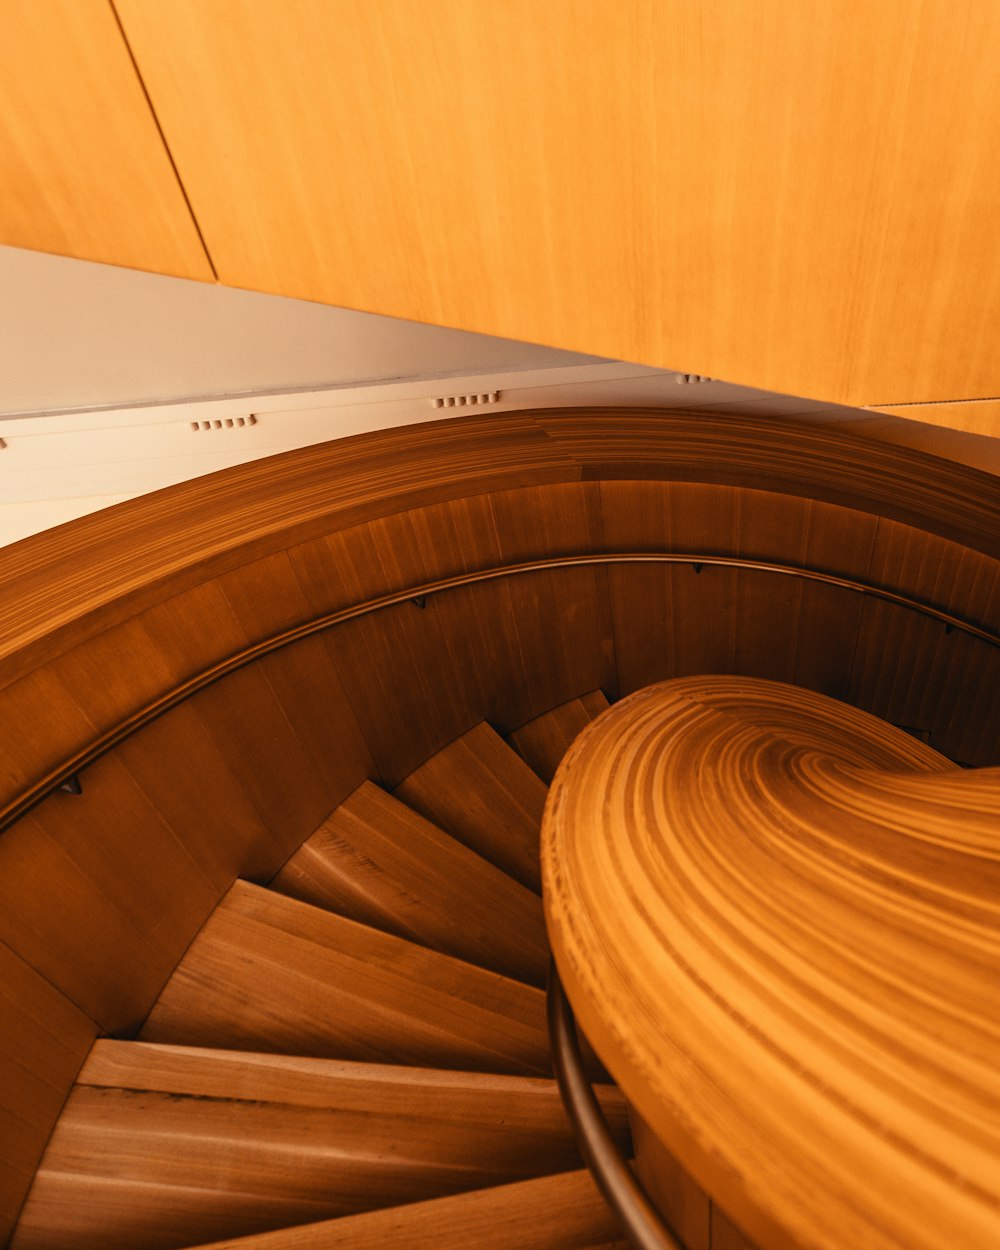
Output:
[[11, 701, 629, 1250], [1, 408, 998, 1250]]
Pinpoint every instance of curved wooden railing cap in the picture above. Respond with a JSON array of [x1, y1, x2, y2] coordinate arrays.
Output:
[[542, 676, 1000, 1250]]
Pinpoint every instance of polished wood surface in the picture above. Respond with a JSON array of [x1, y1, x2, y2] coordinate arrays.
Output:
[[140, 881, 550, 1077], [107, 1, 1000, 414], [0, 943, 95, 1247], [630, 1111, 760, 1250], [184, 1169, 626, 1250], [395, 723, 548, 892], [0, 0, 210, 277], [270, 781, 548, 986], [13, 1043, 627, 1250], [2, 410, 999, 1242], [507, 691, 611, 783], [544, 676, 1000, 1250]]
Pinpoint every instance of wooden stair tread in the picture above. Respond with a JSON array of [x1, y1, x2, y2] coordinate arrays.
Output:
[[12, 1043, 628, 1250], [507, 691, 611, 782], [138, 881, 549, 1076], [394, 722, 548, 892], [269, 781, 547, 986], [181, 1169, 626, 1250]]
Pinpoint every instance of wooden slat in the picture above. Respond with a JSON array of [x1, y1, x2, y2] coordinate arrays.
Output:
[[544, 676, 1000, 1250], [0, 758, 221, 1033], [139, 881, 549, 1076], [0, 942, 95, 1248], [270, 782, 548, 986], [507, 691, 611, 783], [0, 413, 578, 687], [12, 1042, 628, 1250], [181, 1169, 624, 1250], [0, 0, 210, 277], [630, 1110, 710, 1250], [115, 2, 1000, 412], [535, 411, 1000, 559], [394, 723, 548, 892]]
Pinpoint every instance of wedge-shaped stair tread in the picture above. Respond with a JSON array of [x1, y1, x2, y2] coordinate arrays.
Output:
[[139, 881, 548, 1076], [12, 1043, 629, 1250], [394, 722, 548, 891], [270, 781, 547, 986], [507, 691, 611, 782], [185, 1169, 627, 1250]]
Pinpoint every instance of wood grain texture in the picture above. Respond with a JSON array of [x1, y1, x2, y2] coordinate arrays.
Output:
[[534, 411, 1000, 559], [0, 0, 210, 277], [544, 676, 1000, 1250], [507, 691, 611, 783], [13, 1042, 628, 1250], [0, 413, 578, 687], [115, 1, 1000, 410], [394, 723, 548, 892], [0, 943, 95, 1247], [140, 881, 550, 1077], [181, 1169, 625, 1250], [0, 758, 221, 1033], [872, 400, 1000, 439], [631, 1109, 762, 1250], [270, 781, 548, 986]]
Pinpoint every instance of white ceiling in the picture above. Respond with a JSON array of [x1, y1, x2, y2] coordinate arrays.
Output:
[[2, 245, 998, 550], [0, 245, 601, 417]]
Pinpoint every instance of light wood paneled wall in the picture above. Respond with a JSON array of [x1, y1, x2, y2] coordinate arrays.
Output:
[[100, 1, 1000, 416], [0, 0, 210, 278], [5, 6, 1000, 421]]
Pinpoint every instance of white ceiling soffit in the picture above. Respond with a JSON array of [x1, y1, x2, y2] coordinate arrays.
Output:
[[0, 244, 603, 417], [2, 246, 999, 549], [3, 360, 1000, 549]]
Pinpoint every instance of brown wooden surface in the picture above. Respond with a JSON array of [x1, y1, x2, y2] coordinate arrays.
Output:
[[872, 399, 1000, 439], [544, 676, 1000, 1250], [631, 1108, 762, 1250], [270, 781, 548, 986], [0, 413, 579, 687], [140, 881, 550, 1076], [183, 1169, 625, 1250], [395, 723, 548, 892], [2, 410, 1000, 1245], [111, 2, 1000, 415], [13, 1042, 627, 1250], [507, 691, 611, 782], [0, 0, 210, 277], [0, 763, 221, 1033], [0, 943, 95, 1248]]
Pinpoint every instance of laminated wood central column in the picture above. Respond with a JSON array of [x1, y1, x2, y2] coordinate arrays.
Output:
[[542, 675, 1000, 1250]]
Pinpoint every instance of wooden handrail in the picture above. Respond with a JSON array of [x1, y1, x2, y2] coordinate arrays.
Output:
[[2, 550, 997, 834], [548, 963, 684, 1250]]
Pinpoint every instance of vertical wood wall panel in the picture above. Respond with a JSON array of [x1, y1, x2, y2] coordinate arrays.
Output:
[[849, 605, 1000, 766], [0, 669, 97, 811], [0, 761, 220, 1033], [115, 2, 1000, 414], [0, 943, 96, 1248], [0, 0, 211, 277]]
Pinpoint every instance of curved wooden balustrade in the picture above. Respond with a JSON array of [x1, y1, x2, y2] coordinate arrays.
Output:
[[3, 549, 997, 837], [1, 409, 999, 1246], [542, 676, 1000, 1250]]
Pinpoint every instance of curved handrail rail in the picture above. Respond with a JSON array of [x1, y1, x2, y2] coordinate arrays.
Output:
[[2, 549, 997, 834], [548, 963, 683, 1250]]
